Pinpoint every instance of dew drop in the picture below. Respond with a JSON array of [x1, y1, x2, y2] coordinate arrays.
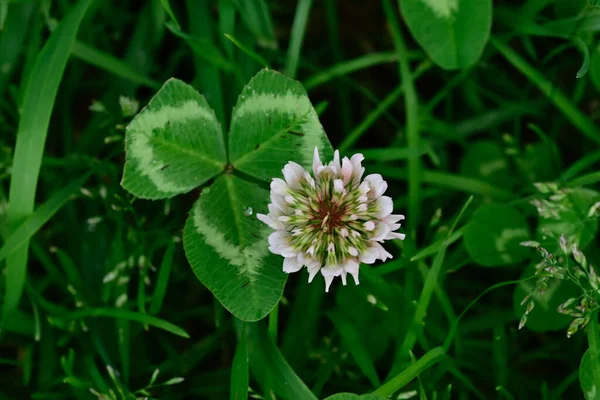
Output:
[[201, 187, 211, 195], [243, 207, 253, 216]]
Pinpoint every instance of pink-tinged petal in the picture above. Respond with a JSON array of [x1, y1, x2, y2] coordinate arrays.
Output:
[[268, 245, 281, 255], [312, 147, 322, 176], [333, 179, 345, 193], [348, 247, 358, 256], [303, 171, 315, 188], [280, 247, 298, 258], [363, 221, 375, 231], [270, 178, 288, 196], [376, 196, 393, 218], [283, 256, 303, 273], [267, 203, 281, 217], [359, 181, 370, 194], [343, 259, 360, 285], [331, 150, 341, 173], [364, 174, 388, 198], [370, 222, 391, 242], [341, 157, 353, 183]]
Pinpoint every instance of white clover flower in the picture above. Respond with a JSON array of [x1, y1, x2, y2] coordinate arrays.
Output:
[[257, 147, 405, 292]]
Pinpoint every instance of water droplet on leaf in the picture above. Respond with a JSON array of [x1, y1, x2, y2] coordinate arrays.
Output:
[[243, 207, 253, 216], [201, 187, 211, 195]]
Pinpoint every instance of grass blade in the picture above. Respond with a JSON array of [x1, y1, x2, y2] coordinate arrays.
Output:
[[230, 323, 249, 400], [72, 41, 160, 89], [492, 37, 600, 144], [0, 174, 90, 264], [304, 52, 398, 90], [3, 0, 92, 328], [384, 0, 422, 230], [149, 241, 175, 315], [246, 322, 318, 400], [0, 2, 33, 96], [328, 312, 381, 388], [51, 308, 190, 338], [586, 311, 600, 400], [284, 0, 313, 78], [224, 33, 269, 68], [374, 347, 446, 397]]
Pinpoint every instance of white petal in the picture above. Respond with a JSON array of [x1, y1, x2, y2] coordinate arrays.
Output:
[[271, 193, 289, 213], [324, 275, 335, 292], [340, 228, 349, 237], [307, 265, 320, 283], [283, 162, 305, 189], [384, 214, 405, 224], [333, 179, 345, 193], [385, 232, 406, 240], [364, 174, 387, 198], [370, 222, 391, 242], [341, 157, 353, 183], [356, 204, 367, 213], [340, 271, 347, 285], [360, 246, 379, 264], [304, 171, 315, 187], [343, 259, 360, 285], [312, 147, 322, 176], [359, 182, 370, 194], [268, 230, 287, 247], [280, 247, 298, 257], [257, 213, 284, 230], [374, 242, 393, 261], [283, 257, 303, 273], [351, 154, 365, 181], [363, 221, 375, 231], [267, 203, 281, 217], [270, 178, 288, 196], [376, 196, 393, 218], [348, 247, 358, 256]]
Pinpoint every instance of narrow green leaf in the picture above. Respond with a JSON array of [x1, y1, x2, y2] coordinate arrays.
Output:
[[72, 41, 160, 89], [583, 312, 600, 400], [149, 241, 175, 315], [304, 52, 398, 91], [229, 69, 333, 182], [329, 312, 381, 388], [3, 0, 92, 328], [492, 37, 600, 144], [224, 33, 269, 68], [399, 0, 492, 69], [591, 44, 600, 92], [230, 324, 249, 400], [0, 174, 89, 264], [51, 308, 190, 338], [246, 322, 318, 400], [183, 174, 286, 321], [121, 78, 227, 199], [284, 0, 313, 78], [323, 394, 387, 400], [374, 347, 446, 396], [0, 2, 33, 96], [234, 0, 277, 49]]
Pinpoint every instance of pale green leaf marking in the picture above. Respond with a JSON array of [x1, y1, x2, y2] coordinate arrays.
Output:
[[229, 69, 333, 182], [192, 199, 270, 281], [183, 174, 287, 321], [421, 0, 458, 18], [128, 100, 219, 194], [121, 78, 227, 199]]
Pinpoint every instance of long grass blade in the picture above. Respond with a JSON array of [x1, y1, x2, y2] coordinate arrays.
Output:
[[230, 323, 249, 400], [50, 308, 190, 338], [284, 0, 313, 78], [2, 0, 92, 329], [0, 174, 89, 264]]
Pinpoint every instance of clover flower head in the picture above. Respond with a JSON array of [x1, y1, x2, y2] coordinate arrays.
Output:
[[257, 147, 405, 292]]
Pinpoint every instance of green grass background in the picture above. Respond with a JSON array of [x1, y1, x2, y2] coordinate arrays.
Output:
[[1, 0, 600, 399]]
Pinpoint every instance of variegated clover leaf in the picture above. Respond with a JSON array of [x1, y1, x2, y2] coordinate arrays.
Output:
[[121, 69, 333, 321]]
